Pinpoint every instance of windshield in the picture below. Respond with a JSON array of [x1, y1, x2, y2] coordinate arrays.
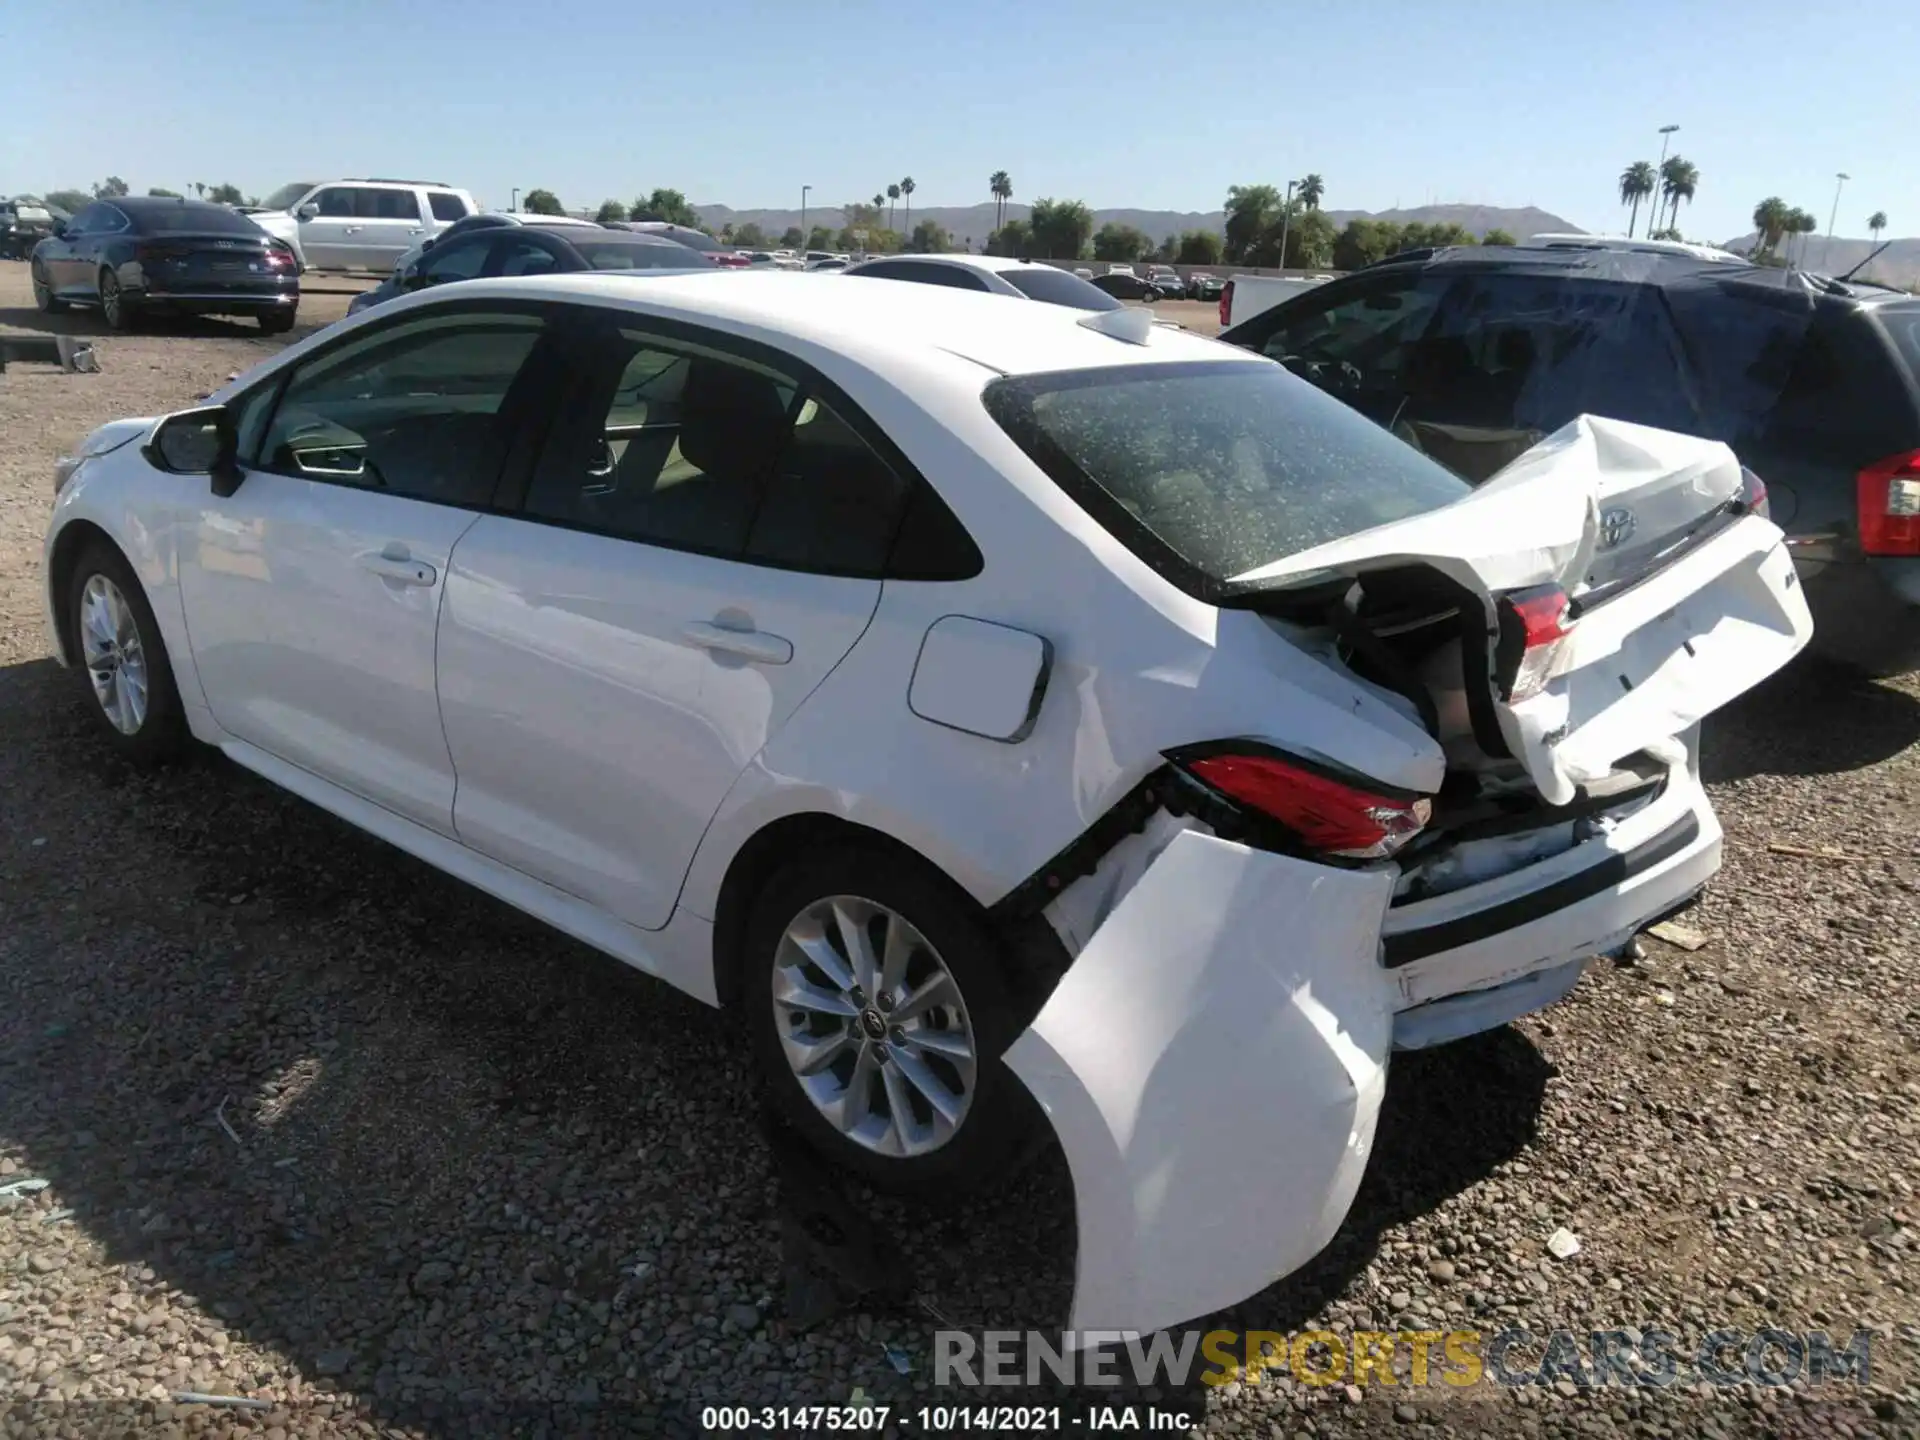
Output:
[[1002, 267, 1123, 312], [140, 205, 274, 237], [983, 359, 1471, 588], [570, 238, 704, 271], [264, 182, 315, 210]]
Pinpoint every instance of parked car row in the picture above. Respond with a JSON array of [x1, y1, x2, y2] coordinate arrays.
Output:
[[43, 267, 1811, 1339]]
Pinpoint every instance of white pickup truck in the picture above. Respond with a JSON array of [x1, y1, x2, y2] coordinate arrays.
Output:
[[1217, 272, 1334, 330]]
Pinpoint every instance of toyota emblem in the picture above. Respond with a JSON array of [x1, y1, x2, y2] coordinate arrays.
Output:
[[1599, 506, 1636, 550]]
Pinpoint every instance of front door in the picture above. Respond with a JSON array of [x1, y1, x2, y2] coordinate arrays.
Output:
[[435, 319, 917, 930], [180, 304, 557, 832]]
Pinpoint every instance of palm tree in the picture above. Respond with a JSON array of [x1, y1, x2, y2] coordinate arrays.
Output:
[[872, 193, 885, 211], [1751, 197, 1791, 259], [1869, 210, 1888, 243], [886, 183, 900, 230], [900, 177, 915, 233], [1781, 208, 1817, 266], [990, 170, 1012, 229], [1619, 161, 1657, 238], [1297, 173, 1325, 210], [1659, 157, 1699, 235]]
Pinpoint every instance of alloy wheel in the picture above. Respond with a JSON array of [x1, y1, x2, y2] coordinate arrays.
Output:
[[771, 895, 977, 1158], [79, 574, 148, 735], [100, 273, 122, 327]]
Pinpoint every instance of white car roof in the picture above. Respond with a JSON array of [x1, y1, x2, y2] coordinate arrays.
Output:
[[382, 270, 1234, 380]]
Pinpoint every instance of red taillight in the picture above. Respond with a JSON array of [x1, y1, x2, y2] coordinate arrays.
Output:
[[1858, 449, 1920, 556], [1219, 279, 1233, 329], [1495, 584, 1576, 704], [264, 246, 295, 270], [1169, 746, 1430, 859]]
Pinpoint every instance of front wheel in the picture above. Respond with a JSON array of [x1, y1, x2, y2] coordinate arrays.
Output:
[[745, 846, 1035, 1196], [67, 542, 189, 765], [99, 269, 136, 331]]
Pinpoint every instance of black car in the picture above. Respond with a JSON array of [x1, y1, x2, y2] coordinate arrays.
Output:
[[1089, 271, 1174, 302], [1221, 247, 1920, 673], [30, 197, 299, 333], [347, 223, 704, 317]]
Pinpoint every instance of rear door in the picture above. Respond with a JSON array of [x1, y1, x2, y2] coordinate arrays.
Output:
[[354, 187, 431, 270], [436, 313, 921, 930]]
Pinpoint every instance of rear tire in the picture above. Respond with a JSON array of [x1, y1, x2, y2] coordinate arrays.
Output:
[[66, 542, 188, 766], [32, 259, 66, 313], [257, 308, 296, 335], [744, 845, 1035, 1198], [99, 269, 136, 331]]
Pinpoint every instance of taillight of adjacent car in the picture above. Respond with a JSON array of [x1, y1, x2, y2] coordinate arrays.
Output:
[[1165, 743, 1431, 860], [1858, 449, 1920, 556]]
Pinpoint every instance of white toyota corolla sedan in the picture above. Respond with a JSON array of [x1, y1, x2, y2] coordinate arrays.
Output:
[[43, 271, 1811, 1337]]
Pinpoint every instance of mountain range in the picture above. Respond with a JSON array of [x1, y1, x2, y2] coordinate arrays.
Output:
[[691, 201, 1582, 247], [1719, 233, 1920, 290]]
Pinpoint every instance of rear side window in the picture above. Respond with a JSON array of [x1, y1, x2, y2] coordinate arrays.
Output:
[[364, 188, 422, 221], [428, 191, 469, 222], [1001, 266, 1122, 311], [1880, 306, 1920, 377], [984, 360, 1470, 591]]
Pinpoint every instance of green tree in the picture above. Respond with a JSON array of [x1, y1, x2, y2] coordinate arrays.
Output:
[[1333, 219, 1403, 270], [900, 177, 915, 232], [1619, 161, 1656, 238], [1251, 209, 1335, 267], [1750, 197, 1791, 258], [147, 187, 182, 198], [1092, 222, 1153, 262], [1175, 230, 1224, 265], [1659, 156, 1699, 234], [990, 170, 1012, 229], [886, 183, 901, 230], [807, 225, 835, 250], [45, 189, 91, 213], [522, 189, 565, 216], [734, 222, 768, 248], [1223, 183, 1282, 262], [1787, 208, 1817, 265], [1297, 173, 1325, 210], [909, 219, 951, 254], [780, 227, 804, 249], [986, 219, 1032, 257], [1868, 210, 1888, 243], [1482, 227, 1517, 247], [205, 183, 244, 206], [93, 176, 129, 198], [632, 188, 700, 227], [595, 198, 629, 223], [1027, 198, 1095, 259]]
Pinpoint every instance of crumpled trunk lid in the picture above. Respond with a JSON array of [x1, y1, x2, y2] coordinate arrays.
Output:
[[1231, 416, 1814, 805]]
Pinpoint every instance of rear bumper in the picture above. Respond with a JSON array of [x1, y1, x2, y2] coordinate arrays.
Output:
[[1800, 553, 1920, 675], [136, 289, 298, 315], [1382, 755, 1719, 1011]]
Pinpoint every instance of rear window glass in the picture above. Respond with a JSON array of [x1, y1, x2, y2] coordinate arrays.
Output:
[[1002, 267, 1123, 311], [428, 191, 468, 221], [137, 205, 270, 237], [983, 360, 1470, 589], [570, 239, 702, 270]]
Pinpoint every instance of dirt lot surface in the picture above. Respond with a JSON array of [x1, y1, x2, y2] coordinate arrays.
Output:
[[0, 258, 1915, 1437]]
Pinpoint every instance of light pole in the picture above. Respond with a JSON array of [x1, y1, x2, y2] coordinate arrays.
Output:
[[1653, 125, 1679, 234], [510, 187, 520, 212], [1276, 179, 1298, 274], [1827, 172, 1850, 247], [800, 185, 811, 251]]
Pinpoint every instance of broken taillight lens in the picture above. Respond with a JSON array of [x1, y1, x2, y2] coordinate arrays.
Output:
[[1167, 745, 1431, 859], [1858, 449, 1920, 556], [1495, 583, 1576, 704]]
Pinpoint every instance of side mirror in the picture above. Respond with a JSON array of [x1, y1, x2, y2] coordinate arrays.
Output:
[[296, 204, 319, 221], [143, 405, 243, 497]]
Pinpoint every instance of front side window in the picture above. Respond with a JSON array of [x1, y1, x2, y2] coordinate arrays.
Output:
[[984, 359, 1470, 591], [313, 187, 360, 218], [254, 310, 546, 507], [414, 236, 490, 285], [492, 237, 561, 277], [1247, 273, 1450, 414]]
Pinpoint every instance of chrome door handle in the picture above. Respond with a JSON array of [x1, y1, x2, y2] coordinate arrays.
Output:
[[680, 621, 792, 665], [358, 550, 437, 586]]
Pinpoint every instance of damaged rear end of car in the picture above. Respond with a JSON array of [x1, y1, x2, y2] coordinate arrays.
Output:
[[985, 359, 1810, 1338]]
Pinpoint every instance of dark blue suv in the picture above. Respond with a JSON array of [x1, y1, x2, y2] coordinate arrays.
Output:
[[1222, 247, 1920, 674]]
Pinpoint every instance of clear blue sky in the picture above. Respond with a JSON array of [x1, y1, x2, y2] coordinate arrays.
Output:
[[4, 0, 1914, 242]]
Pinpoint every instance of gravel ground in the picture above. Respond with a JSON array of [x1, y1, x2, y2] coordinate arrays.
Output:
[[1, 258, 1915, 1438]]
